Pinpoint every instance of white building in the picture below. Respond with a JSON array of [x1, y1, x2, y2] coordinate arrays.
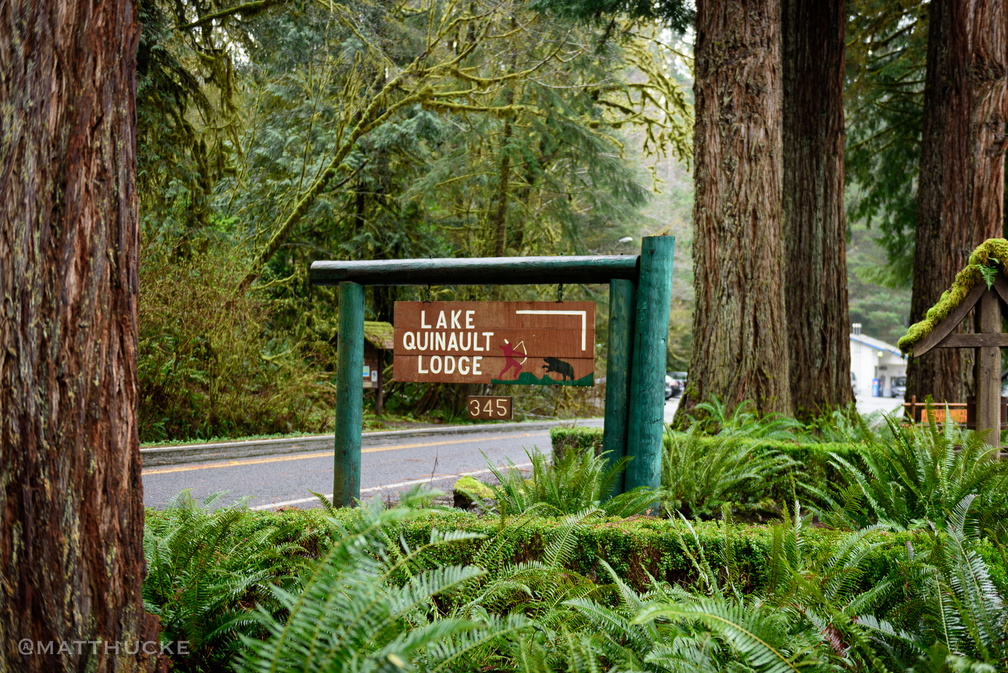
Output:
[[850, 330, 906, 398]]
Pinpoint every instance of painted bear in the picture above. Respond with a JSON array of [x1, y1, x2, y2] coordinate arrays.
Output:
[[542, 357, 575, 381]]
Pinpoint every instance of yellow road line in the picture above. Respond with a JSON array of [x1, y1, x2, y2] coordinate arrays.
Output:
[[142, 432, 546, 476]]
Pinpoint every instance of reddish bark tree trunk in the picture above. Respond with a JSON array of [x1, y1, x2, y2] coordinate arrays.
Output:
[[907, 0, 1008, 404], [675, 0, 792, 421], [0, 1, 158, 671], [782, 0, 853, 419]]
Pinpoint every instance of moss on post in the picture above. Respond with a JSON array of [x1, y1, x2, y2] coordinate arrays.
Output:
[[899, 238, 1008, 355]]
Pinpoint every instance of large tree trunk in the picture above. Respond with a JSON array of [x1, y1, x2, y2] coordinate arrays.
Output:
[[907, 0, 1008, 404], [781, 0, 852, 419], [674, 0, 792, 422], [0, 1, 157, 672]]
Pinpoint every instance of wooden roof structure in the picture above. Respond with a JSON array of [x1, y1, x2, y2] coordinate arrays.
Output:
[[899, 238, 1008, 356], [898, 238, 1008, 447], [363, 321, 395, 350]]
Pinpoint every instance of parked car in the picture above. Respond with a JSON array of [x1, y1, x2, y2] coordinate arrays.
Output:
[[666, 371, 687, 398], [890, 376, 907, 398]]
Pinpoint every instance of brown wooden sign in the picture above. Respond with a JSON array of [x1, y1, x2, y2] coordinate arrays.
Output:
[[467, 396, 513, 420], [394, 301, 595, 385]]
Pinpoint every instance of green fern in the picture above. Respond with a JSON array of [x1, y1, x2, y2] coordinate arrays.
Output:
[[662, 424, 798, 519], [801, 404, 889, 445], [143, 490, 320, 672], [690, 396, 805, 440], [480, 446, 659, 518], [816, 418, 1008, 537], [912, 496, 1008, 668], [235, 494, 529, 673], [635, 597, 836, 673], [764, 504, 918, 672]]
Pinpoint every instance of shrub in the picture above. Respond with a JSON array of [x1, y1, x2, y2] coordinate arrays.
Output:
[[550, 426, 866, 517], [661, 425, 798, 519], [139, 244, 330, 442], [686, 396, 805, 440], [234, 494, 524, 673]]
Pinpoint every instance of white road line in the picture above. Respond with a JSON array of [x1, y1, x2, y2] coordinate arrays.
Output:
[[248, 461, 533, 510]]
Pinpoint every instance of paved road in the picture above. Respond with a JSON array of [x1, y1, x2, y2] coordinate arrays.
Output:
[[142, 419, 604, 510], [147, 392, 890, 511]]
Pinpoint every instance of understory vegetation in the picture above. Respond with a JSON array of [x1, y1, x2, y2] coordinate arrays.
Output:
[[146, 406, 1008, 672]]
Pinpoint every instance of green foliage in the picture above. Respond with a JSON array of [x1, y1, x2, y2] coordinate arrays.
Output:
[[551, 424, 867, 520], [550, 426, 607, 459], [234, 493, 522, 673], [685, 396, 805, 440], [482, 447, 659, 518], [800, 404, 888, 445], [138, 243, 330, 442], [910, 499, 1008, 670], [144, 494, 1008, 672], [635, 598, 838, 673], [762, 506, 914, 672], [136, 0, 695, 438], [532, 0, 694, 30], [816, 419, 1008, 539], [143, 491, 322, 672], [844, 0, 928, 284], [661, 425, 799, 520], [387, 509, 929, 600]]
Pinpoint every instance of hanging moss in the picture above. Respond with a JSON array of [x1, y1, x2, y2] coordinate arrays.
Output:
[[898, 238, 1008, 355]]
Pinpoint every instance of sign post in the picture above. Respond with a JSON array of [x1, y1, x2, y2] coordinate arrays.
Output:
[[602, 279, 636, 494], [626, 236, 675, 492], [334, 282, 364, 505], [310, 237, 674, 507]]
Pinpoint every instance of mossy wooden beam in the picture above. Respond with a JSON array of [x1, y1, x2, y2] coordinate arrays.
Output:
[[899, 238, 1008, 355], [899, 238, 1008, 448], [310, 255, 640, 286], [908, 281, 987, 356]]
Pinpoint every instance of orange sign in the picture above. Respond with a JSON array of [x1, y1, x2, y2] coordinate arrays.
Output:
[[918, 407, 969, 424], [393, 301, 595, 385]]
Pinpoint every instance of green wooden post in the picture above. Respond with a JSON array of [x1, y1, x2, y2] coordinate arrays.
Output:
[[625, 236, 674, 492], [334, 281, 364, 507], [602, 278, 636, 495]]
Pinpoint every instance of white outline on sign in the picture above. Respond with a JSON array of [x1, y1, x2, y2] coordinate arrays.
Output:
[[513, 310, 588, 351]]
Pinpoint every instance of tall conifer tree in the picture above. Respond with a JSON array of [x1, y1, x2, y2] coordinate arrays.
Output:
[[675, 0, 792, 419], [907, 0, 1008, 403], [0, 1, 156, 670], [782, 0, 852, 417]]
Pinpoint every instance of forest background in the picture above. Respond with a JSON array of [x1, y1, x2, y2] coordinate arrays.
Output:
[[139, 0, 928, 443]]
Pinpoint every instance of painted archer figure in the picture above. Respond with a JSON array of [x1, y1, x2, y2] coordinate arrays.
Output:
[[498, 339, 526, 380]]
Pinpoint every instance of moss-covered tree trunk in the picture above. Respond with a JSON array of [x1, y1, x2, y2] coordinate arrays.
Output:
[[907, 0, 1008, 404], [781, 0, 852, 418], [674, 0, 792, 422], [0, 1, 158, 671]]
